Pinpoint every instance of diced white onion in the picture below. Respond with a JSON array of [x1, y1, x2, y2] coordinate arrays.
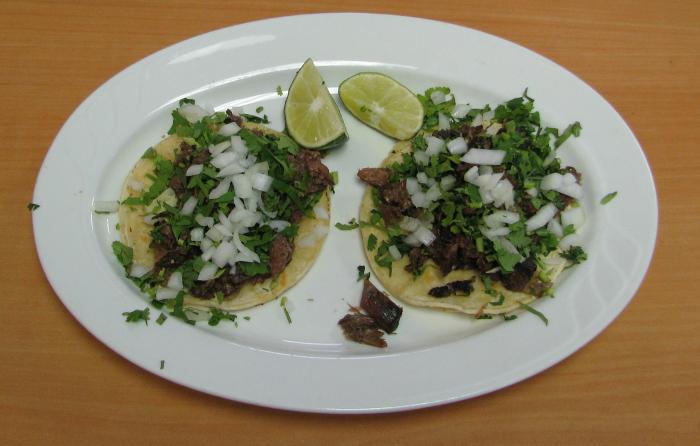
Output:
[[479, 166, 493, 175], [438, 113, 450, 130], [498, 237, 521, 257], [440, 175, 456, 191], [411, 191, 429, 208], [526, 203, 558, 232], [430, 90, 446, 104], [484, 210, 520, 228], [547, 218, 564, 238], [475, 172, 504, 191], [156, 287, 180, 300], [180, 196, 197, 216], [217, 162, 245, 177], [399, 216, 421, 232], [218, 122, 241, 137], [483, 226, 510, 238], [167, 271, 183, 290], [197, 262, 218, 281], [562, 173, 577, 185], [94, 200, 119, 213], [540, 173, 563, 191], [231, 174, 253, 199], [231, 135, 248, 157], [211, 151, 237, 169], [179, 103, 209, 123], [213, 223, 233, 238], [406, 177, 420, 195], [559, 233, 582, 250], [251, 173, 273, 192], [425, 136, 445, 156], [313, 204, 329, 220], [200, 237, 213, 251], [201, 246, 216, 261], [416, 172, 429, 184], [414, 150, 429, 165], [425, 184, 441, 202], [452, 104, 469, 119], [413, 226, 436, 246], [561, 206, 585, 230], [129, 263, 150, 278], [388, 245, 402, 260], [461, 149, 507, 165], [232, 231, 260, 263], [464, 165, 479, 183], [217, 211, 233, 231], [143, 214, 158, 225], [447, 137, 468, 155], [205, 226, 224, 242], [185, 164, 203, 176], [213, 241, 236, 268], [268, 220, 291, 232], [208, 179, 230, 200], [403, 233, 421, 247], [209, 140, 231, 156], [491, 179, 515, 209], [190, 227, 204, 242], [228, 207, 254, 224], [195, 214, 215, 227], [557, 182, 583, 199], [526, 188, 538, 197]]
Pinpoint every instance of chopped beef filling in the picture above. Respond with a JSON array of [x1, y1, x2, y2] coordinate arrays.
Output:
[[428, 279, 474, 298], [289, 149, 333, 193], [360, 279, 402, 333], [189, 271, 268, 299], [357, 167, 391, 188], [405, 247, 427, 274], [268, 235, 293, 278], [338, 313, 387, 348], [499, 257, 537, 292], [224, 110, 243, 126]]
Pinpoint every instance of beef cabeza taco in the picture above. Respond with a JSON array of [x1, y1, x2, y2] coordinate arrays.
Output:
[[357, 93, 586, 317], [116, 100, 332, 313]]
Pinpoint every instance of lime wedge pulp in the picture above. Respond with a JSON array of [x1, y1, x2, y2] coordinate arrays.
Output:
[[284, 58, 348, 149], [338, 72, 424, 140]]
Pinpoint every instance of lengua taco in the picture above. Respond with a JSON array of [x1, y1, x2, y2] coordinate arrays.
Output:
[[116, 100, 333, 315], [357, 92, 586, 317]]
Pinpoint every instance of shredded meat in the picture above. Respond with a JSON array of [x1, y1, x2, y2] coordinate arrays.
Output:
[[500, 257, 538, 292], [338, 313, 386, 348], [380, 179, 412, 210], [357, 167, 391, 188], [432, 128, 461, 139], [288, 149, 333, 193], [405, 247, 427, 274], [428, 279, 474, 298], [169, 174, 187, 198], [189, 271, 267, 299], [268, 235, 293, 278], [378, 202, 404, 225], [360, 279, 403, 333]]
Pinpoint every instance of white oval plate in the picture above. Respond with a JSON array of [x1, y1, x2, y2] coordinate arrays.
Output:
[[33, 13, 657, 413]]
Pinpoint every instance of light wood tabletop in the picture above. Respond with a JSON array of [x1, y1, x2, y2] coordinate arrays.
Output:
[[2, 0, 699, 444]]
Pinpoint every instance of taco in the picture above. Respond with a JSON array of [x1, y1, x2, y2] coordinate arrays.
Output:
[[357, 94, 586, 317], [117, 102, 332, 312]]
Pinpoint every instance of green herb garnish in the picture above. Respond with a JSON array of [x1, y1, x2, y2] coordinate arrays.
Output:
[[111, 241, 133, 271], [357, 265, 370, 282], [519, 302, 548, 325], [122, 307, 150, 324], [280, 296, 292, 324], [27, 202, 40, 211], [600, 191, 618, 205], [561, 245, 587, 267], [335, 219, 360, 230], [156, 313, 167, 325], [208, 308, 237, 326]]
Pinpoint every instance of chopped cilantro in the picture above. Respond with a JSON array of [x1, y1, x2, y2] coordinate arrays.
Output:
[[122, 307, 150, 324], [243, 316, 251, 321], [335, 219, 360, 230], [276, 85, 283, 96], [367, 234, 378, 251], [600, 191, 618, 205], [207, 308, 237, 326], [255, 106, 264, 113], [331, 171, 339, 185], [561, 245, 587, 267], [503, 314, 518, 321], [111, 241, 133, 271], [519, 302, 549, 325], [156, 313, 167, 325], [554, 121, 582, 148], [280, 296, 292, 324], [27, 202, 40, 211], [160, 360, 165, 370]]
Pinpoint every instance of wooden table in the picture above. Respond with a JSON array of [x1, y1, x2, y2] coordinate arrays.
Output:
[[2, 1, 698, 444]]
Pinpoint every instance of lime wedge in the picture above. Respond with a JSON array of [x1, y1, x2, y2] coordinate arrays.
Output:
[[339, 72, 424, 140], [284, 59, 348, 149]]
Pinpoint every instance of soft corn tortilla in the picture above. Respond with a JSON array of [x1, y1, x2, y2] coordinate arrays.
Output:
[[118, 123, 330, 311], [360, 141, 565, 315]]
